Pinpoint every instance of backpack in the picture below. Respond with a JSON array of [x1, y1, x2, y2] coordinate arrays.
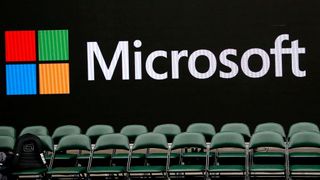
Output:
[[12, 134, 46, 171], [0, 151, 14, 180], [0, 152, 7, 169]]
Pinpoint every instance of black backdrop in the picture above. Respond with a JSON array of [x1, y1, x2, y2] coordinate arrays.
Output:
[[1, 0, 320, 134]]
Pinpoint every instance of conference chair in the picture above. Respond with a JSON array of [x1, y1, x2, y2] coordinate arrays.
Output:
[[208, 132, 248, 179], [168, 132, 207, 178], [127, 133, 170, 178], [288, 122, 319, 140], [254, 122, 286, 139], [85, 124, 114, 144], [19, 125, 48, 137], [0, 135, 15, 152], [47, 134, 91, 179], [153, 124, 181, 143], [120, 124, 148, 143], [186, 123, 216, 142], [220, 123, 251, 142], [249, 131, 287, 179], [77, 124, 115, 163], [0, 126, 16, 138], [288, 131, 320, 178], [51, 125, 81, 144], [87, 133, 130, 178]]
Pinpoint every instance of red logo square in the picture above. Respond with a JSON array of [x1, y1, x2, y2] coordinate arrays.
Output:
[[5, 30, 36, 62]]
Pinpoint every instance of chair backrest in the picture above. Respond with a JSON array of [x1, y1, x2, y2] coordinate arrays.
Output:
[[220, 123, 251, 141], [120, 124, 148, 142], [211, 132, 245, 149], [86, 124, 114, 143], [132, 133, 168, 151], [288, 122, 319, 139], [94, 133, 130, 151], [20, 125, 48, 136], [153, 124, 181, 143], [254, 122, 286, 138], [171, 132, 207, 150], [249, 131, 285, 149], [289, 131, 320, 149], [38, 135, 54, 152], [0, 136, 15, 151], [52, 125, 81, 143], [56, 134, 91, 152], [186, 123, 215, 142], [0, 126, 16, 138]]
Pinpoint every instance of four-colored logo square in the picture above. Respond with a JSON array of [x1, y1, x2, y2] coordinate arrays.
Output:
[[39, 63, 70, 94], [38, 30, 69, 61], [4, 30, 70, 95], [5, 31, 36, 62], [6, 64, 37, 95]]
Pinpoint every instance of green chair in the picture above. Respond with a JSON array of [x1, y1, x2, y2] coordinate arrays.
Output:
[[120, 124, 148, 143], [209, 132, 247, 178], [77, 125, 115, 161], [47, 134, 91, 179], [19, 125, 48, 136], [288, 122, 319, 139], [0, 136, 15, 151], [12, 135, 54, 178], [168, 132, 207, 178], [38, 135, 54, 156], [87, 134, 130, 178], [85, 124, 114, 144], [249, 131, 287, 178], [254, 122, 286, 139], [0, 126, 16, 138], [153, 124, 181, 143], [39, 135, 55, 163], [220, 123, 251, 142], [186, 123, 216, 142], [288, 131, 320, 177], [52, 125, 81, 144], [128, 133, 169, 178]]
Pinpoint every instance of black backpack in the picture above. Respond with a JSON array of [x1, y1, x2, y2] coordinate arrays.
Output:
[[0, 151, 14, 180], [13, 134, 46, 171]]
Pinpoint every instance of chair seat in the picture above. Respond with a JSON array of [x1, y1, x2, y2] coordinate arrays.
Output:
[[112, 153, 144, 159], [218, 152, 246, 158], [290, 152, 320, 158], [88, 166, 125, 173], [182, 152, 207, 158], [169, 165, 205, 172], [48, 154, 77, 160], [291, 165, 320, 172], [146, 153, 178, 159], [13, 168, 47, 175], [209, 165, 245, 172], [77, 153, 110, 159], [253, 152, 284, 158], [47, 167, 86, 174], [250, 164, 285, 172], [129, 165, 166, 173], [45, 154, 52, 161]]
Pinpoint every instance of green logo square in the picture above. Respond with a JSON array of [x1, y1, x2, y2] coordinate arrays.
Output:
[[38, 30, 69, 61]]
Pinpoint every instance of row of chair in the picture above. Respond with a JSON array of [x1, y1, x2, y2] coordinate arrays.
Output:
[[1, 122, 319, 144], [2, 130, 320, 179]]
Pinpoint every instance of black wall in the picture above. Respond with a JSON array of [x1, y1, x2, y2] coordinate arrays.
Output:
[[1, 0, 320, 134]]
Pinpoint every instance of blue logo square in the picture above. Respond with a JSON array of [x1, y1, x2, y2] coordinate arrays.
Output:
[[6, 64, 37, 95]]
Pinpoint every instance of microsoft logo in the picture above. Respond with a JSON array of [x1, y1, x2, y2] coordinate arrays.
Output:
[[5, 30, 70, 95]]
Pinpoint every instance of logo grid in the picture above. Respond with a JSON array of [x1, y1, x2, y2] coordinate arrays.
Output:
[[4, 30, 70, 95]]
